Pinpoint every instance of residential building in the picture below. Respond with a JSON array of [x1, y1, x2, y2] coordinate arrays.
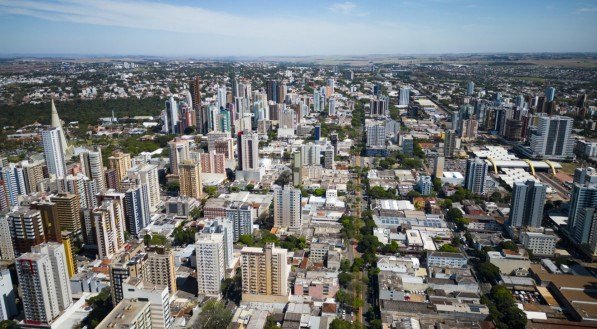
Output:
[[530, 115, 574, 160], [273, 185, 301, 229], [50, 192, 81, 233], [567, 167, 597, 254], [80, 147, 106, 191], [146, 246, 177, 295], [508, 180, 546, 228], [178, 160, 202, 199], [168, 138, 190, 176], [0, 269, 16, 321], [427, 251, 467, 268], [240, 244, 290, 303], [122, 278, 172, 329], [109, 151, 132, 184], [226, 201, 254, 241], [41, 128, 67, 179], [7, 208, 45, 255], [521, 232, 557, 256], [195, 233, 225, 297], [95, 299, 152, 329], [464, 157, 487, 195]]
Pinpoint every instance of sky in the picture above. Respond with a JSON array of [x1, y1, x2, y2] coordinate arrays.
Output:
[[0, 0, 596, 57]]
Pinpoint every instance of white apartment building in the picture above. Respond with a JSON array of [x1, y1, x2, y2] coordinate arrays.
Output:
[[195, 233, 225, 297]]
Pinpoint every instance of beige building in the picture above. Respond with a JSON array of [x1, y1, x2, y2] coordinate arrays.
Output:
[[240, 244, 290, 303], [146, 246, 177, 295], [178, 160, 202, 199], [96, 299, 152, 329], [168, 138, 190, 176], [50, 192, 81, 232], [108, 151, 132, 184]]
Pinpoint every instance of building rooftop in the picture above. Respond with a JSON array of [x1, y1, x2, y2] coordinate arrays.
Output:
[[96, 299, 150, 329]]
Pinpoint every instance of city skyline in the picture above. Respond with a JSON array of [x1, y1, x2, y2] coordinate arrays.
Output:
[[0, 0, 596, 56]]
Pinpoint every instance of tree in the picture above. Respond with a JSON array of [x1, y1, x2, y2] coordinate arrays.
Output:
[[264, 316, 281, 329], [238, 234, 255, 246], [446, 208, 463, 222], [338, 272, 352, 288], [438, 244, 459, 253], [499, 240, 519, 252], [194, 300, 233, 329], [330, 318, 354, 329], [382, 241, 400, 254], [245, 184, 255, 191], [313, 188, 326, 197], [190, 207, 202, 220], [203, 186, 218, 198], [86, 287, 113, 328], [477, 262, 501, 283], [274, 170, 292, 186], [0, 321, 18, 329]]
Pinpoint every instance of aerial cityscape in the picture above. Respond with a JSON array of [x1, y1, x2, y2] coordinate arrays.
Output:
[[0, 1, 596, 329]]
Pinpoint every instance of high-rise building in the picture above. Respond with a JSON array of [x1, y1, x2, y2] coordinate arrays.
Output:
[[0, 214, 15, 260], [200, 151, 225, 174], [126, 164, 160, 212], [109, 151, 132, 184], [92, 200, 126, 259], [49, 99, 73, 158], [433, 156, 444, 178], [466, 81, 475, 96], [80, 147, 106, 192], [124, 184, 150, 236], [50, 192, 81, 233], [109, 248, 149, 305], [190, 76, 205, 133], [460, 119, 478, 141], [266, 80, 278, 103], [464, 158, 487, 195], [567, 168, 597, 249], [416, 175, 433, 195], [530, 115, 574, 160], [64, 173, 98, 210], [0, 268, 16, 321], [42, 128, 67, 179], [168, 138, 190, 176], [163, 96, 179, 134], [443, 129, 459, 158], [20, 160, 45, 194], [16, 242, 72, 325], [207, 132, 234, 160], [0, 165, 19, 211], [195, 233, 225, 297], [402, 135, 414, 156], [202, 219, 234, 269], [238, 130, 260, 171], [545, 87, 556, 102], [146, 246, 177, 295], [96, 299, 152, 329], [226, 202, 254, 242], [30, 200, 62, 243], [178, 160, 202, 200], [240, 244, 290, 303], [370, 96, 389, 116], [366, 124, 386, 148], [273, 185, 301, 229], [122, 278, 172, 329], [399, 87, 410, 106], [300, 143, 322, 166], [7, 208, 45, 255], [508, 180, 547, 228]]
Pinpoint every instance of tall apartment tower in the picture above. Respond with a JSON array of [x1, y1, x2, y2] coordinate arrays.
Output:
[[366, 124, 386, 148], [41, 128, 67, 179], [530, 115, 574, 160], [122, 278, 172, 329], [108, 151, 132, 184], [195, 233, 225, 297], [92, 200, 126, 259], [127, 164, 160, 212], [508, 180, 547, 228], [80, 147, 106, 191], [464, 158, 487, 195], [226, 202, 254, 242], [567, 168, 597, 250], [0, 215, 15, 260], [238, 131, 260, 171], [7, 208, 45, 255], [444, 129, 458, 157], [146, 246, 177, 295], [16, 243, 72, 325], [273, 185, 302, 229], [240, 244, 290, 303], [399, 87, 410, 106], [0, 268, 17, 321], [168, 138, 190, 176], [123, 184, 151, 236], [50, 192, 81, 233], [178, 160, 202, 200], [433, 156, 445, 178]]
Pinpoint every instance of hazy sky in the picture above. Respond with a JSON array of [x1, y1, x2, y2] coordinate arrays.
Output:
[[0, 0, 596, 56]]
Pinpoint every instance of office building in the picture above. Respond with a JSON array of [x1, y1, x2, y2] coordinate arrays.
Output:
[[195, 233, 225, 297], [567, 168, 597, 251], [146, 246, 177, 295], [109, 152, 132, 184], [163, 96, 179, 134], [96, 299, 152, 329], [80, 147, 106, 192], [122, 278, 172, 329], [402, 135, 414, 156], [466, 81, 474, 96], [50, 192, 81, 233], [42, 128, 67, 179], [508, 180, 546, 229], [240, 244, 290, 303], [0, 268, 16, 321], [168, 138, 190, 176], [178, 160, 202, 200], [464, 158, 487, 195], [399, 87, 410, 106], [16, 243, 72, 325], [273, 185, 301, 229], [530, 115, 574, 160], [545, 87, 556, 102]]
